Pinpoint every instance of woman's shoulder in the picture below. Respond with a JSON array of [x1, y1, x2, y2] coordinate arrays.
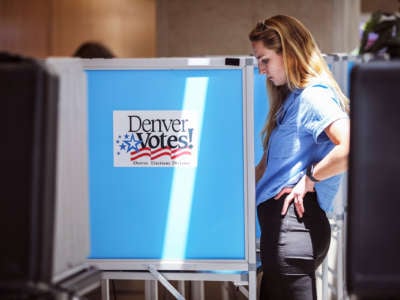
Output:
[[299, 80, 336, 103], [295, 82, 343, 118], [302, 79, 333, 94]]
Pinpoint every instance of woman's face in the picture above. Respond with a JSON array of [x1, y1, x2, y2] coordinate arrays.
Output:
[[252, 40, 287, 86]]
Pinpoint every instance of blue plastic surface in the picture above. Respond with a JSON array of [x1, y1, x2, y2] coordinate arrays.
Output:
[[87, 69, 246, 259]]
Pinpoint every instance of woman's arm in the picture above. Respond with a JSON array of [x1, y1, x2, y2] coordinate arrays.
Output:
[[311, 118, 350, 181], [276, 118, 350, 217]]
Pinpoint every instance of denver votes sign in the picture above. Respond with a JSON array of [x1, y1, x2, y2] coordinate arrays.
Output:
[[113, 110, 198, 167]]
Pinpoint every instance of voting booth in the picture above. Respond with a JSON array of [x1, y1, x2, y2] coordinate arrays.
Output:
[[83, 57, 257, 298], [347, 60, 400, 299], [1, 54, 100, 299]]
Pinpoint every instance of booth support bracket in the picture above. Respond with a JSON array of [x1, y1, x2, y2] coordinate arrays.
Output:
[[148, 265, 185, 300]]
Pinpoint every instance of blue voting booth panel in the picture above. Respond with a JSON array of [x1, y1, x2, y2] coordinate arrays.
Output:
[[87, 69, 246, 260]]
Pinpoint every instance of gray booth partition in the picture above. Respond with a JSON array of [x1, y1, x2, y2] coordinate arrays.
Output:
[[1, 55, 100, 299]]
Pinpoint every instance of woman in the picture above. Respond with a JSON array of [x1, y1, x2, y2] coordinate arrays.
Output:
[[249, 15, 350, 299]]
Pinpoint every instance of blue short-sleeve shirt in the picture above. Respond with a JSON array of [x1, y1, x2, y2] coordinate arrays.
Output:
[[256, 83, 349, 212]]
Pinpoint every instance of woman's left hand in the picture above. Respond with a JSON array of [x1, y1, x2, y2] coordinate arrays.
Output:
[[274, 175, 315, 218]]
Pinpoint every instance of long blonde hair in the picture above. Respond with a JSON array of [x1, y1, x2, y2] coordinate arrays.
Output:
[[249, 15, 349, 150]]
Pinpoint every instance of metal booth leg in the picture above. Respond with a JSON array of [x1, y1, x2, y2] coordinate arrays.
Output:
[[321, 257, 329, 300], [221, 282, 230, 300], [101, 279, 110, 300], [248, 269, 257, 299], [191, 281, 205, 300], [145, 280, 159, 300], [178, 281, 185, 298]]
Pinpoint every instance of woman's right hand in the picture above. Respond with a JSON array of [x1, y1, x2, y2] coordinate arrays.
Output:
[[274, 174, 315, 218]]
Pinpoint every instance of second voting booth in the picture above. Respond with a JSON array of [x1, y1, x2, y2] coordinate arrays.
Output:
[[83, 57, 258, 299]]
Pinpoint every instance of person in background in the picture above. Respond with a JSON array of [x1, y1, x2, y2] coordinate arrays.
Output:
[[72, 41, 115, 58], [249, 15, 350, 300]]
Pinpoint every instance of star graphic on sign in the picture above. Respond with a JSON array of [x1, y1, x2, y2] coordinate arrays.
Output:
[[119, 143, 126, 151], [122, 133, 142, 152]]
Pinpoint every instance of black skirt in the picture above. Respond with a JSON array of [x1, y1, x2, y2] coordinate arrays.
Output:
[[257, 192, 331, 299]]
